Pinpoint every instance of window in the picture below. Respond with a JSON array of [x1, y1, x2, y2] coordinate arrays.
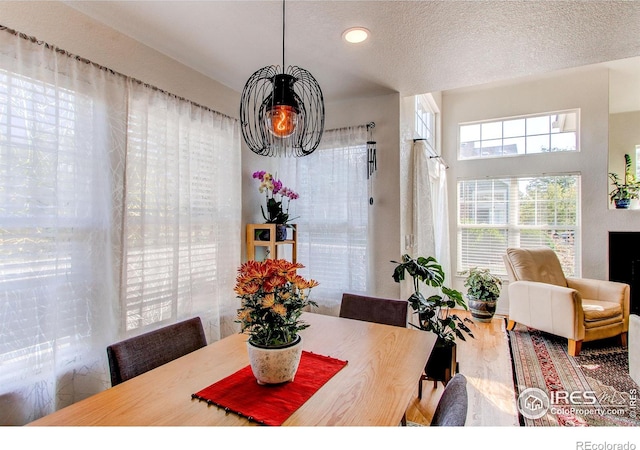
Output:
[[0, 67, 105, 373], [457, 175, 580, 277], [280, 126, 369, 309], [459, 110, 579, 160], [415, 94, 436, 151], [0, 30, 240, 425], [123, 91, 239, 334]]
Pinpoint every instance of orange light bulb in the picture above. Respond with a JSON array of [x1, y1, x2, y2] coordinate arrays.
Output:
[[268, 104, 298, 138]]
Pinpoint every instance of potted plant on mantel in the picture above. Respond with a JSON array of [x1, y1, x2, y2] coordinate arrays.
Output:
[[609, 154, 640, 209], [235, 259, 318, 385], [462, 267, 502, 322], [391, 254, 474, 388]]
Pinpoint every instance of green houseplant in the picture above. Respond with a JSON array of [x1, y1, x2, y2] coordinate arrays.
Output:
[[391, 254, 474, 386], [462, 267, 502, 322], [609, 154, 640, 209]]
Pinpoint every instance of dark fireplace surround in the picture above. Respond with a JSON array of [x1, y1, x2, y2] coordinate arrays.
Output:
[[609, 232, 640, 315]]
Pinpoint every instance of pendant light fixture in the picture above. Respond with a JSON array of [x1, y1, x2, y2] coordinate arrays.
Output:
[[240, 0, 324, 157]]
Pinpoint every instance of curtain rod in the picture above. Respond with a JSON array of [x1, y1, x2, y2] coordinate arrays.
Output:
[[413, 138, 449, 169], [326, 122, 374, 133], [0, 24, 236, 122]]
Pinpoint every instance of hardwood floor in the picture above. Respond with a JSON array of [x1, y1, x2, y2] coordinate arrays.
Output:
[[405, 310, 520, 426]]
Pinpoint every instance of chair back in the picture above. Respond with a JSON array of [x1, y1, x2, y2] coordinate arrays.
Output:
[[339, 293, 408, 328], [503, 247, 567, 287], [430, 373, 468, 426], [107, 316, 207, 386]]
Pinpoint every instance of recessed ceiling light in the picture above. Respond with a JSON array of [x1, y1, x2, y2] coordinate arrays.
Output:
[[342, 27, 370, 44]]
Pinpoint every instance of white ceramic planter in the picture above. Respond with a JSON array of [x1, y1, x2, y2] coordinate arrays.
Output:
[[247, 335, 303, 385]]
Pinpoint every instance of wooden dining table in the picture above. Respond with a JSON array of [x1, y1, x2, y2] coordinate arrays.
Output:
[[28, 312, 435, 426]]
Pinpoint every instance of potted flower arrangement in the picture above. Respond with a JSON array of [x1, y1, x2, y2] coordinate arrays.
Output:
[[609, 154, 640, 209], [462, 267, 502, 322], [235, 258, 318, 384], [252, 171, 299, 240], [391, 254, 474, 388]]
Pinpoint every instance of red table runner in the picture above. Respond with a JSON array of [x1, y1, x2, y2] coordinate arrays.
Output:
[[192, 351, 348, 426]]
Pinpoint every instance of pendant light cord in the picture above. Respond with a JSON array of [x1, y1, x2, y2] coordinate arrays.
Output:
[[282, 0, 286, 69]]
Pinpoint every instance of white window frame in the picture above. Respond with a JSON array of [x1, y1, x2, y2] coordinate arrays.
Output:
[[415, 94, 438, 153], [458, 109, 580, 160]]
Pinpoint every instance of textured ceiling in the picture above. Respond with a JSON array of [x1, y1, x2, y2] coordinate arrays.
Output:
[[66, 0, 640, 104]]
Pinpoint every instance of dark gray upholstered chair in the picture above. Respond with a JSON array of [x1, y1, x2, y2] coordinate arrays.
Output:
[[107, 316, 207, 386], [430, 373, 468, 426], [339, 293, 408, 328]]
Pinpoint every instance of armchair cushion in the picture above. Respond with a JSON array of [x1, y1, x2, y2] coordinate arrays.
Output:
[[582, 300, 622, 327], [505, 247, 567, 287]]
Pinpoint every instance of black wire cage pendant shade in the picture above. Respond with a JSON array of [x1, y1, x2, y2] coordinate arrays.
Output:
[[240, 0, 324, 157]]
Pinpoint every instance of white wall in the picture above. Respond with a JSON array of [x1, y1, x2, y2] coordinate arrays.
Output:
[[442, 65, 640, 314], [0, 2, 239, 118]]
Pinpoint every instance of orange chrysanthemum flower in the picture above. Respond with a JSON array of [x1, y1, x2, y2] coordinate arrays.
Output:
[[261, 293, 275, 308], [271, 304, 287, 317], [293, 275, 319, 290], [237, 308, 253, 323], [265, 275, 286, 291], [234, 281, 260, 296]]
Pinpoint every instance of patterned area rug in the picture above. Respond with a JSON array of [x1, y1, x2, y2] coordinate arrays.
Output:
[[507, 321, 639, 426]]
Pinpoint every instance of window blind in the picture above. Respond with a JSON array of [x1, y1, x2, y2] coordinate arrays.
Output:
[[457, 175, 580, 277]]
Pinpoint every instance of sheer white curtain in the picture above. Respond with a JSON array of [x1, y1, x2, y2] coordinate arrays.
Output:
[[0, 28, 240, 425], [413, 140, 451, 281], [123, 82, 241, 342], [279, 126, 369, 313], [0, 28, 126, 425]]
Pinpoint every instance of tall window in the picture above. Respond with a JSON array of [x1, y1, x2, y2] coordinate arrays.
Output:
[[415, 94, 436, 151], [457, 175, 580, 277], [0, 66, 111, 380], [123, 87, 240, 336], [459, 110, 579, 160], [280, 126, 369, 311], [0, 28, 240, 425]]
